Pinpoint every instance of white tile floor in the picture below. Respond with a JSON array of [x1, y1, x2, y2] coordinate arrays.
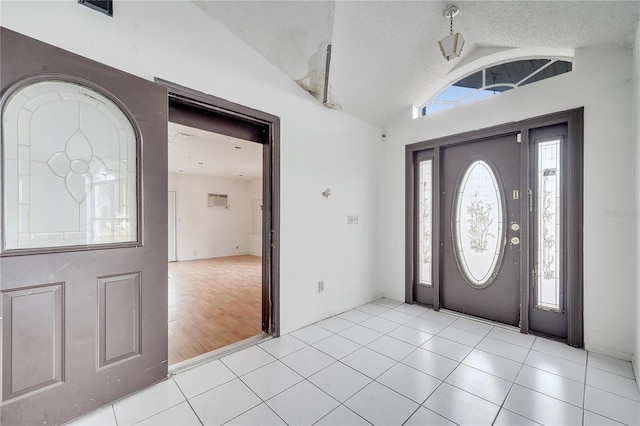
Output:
[[70, 299, 640, 426]]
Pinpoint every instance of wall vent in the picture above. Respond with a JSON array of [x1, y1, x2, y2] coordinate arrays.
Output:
[[207, 193, 228, 207]]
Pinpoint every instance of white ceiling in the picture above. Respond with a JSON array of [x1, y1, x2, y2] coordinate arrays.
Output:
[[168, 122, 263, 181], [192, 0, 640, 127]]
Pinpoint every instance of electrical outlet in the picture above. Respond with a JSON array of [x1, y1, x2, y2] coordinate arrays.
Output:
[[318, 280, 324, 293], [347, 215, 359, 225]]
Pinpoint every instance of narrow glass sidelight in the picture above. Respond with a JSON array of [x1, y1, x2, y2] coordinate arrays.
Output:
[[1, 78, 139, 252], [535, 139, 562, 311], [418, 159, 433, 285], [453, 159, 505, 287]]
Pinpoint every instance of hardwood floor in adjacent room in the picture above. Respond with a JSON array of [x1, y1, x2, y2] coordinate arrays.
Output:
[[168, 255, 262, 366]]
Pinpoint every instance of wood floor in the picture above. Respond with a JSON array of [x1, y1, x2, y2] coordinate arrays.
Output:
[[168, 255, 262, 365]]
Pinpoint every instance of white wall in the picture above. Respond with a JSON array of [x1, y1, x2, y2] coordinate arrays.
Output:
[[0, 1, 384, 334], [249, 178, 263, 257], [633, 18, 640, 385], [381, 48, 636, 360], [168, 173, 251, 261]]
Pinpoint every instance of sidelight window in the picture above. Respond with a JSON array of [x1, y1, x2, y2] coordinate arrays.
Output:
[[418, 159, 433, 285], [535, 139, 562, 311]]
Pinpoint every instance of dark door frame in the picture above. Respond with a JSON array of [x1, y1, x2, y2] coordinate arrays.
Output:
[[405, 108, 583, 347], [155, 78, 280, 337]]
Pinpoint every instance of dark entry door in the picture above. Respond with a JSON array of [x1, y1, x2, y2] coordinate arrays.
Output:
[[1, 28, 168, 425], [441, 133, 521, 326]]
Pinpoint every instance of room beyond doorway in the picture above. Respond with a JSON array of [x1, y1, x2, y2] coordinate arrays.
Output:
[[166, 121, 265, 366], [168, 255, 262, 365]]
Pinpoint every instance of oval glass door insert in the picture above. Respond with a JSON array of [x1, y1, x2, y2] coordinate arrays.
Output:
[[453, 159, 505, 286]]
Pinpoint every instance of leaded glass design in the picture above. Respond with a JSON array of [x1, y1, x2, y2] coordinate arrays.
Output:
[[1, 79, 138, 251], [421, 59, 573, 116], [418, 159, 433, 285], [453, 160, 504, 286], [536, 139, 562, 310]]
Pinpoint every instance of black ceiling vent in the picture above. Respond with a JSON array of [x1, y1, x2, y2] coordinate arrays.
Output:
[[78, 0, 113, 17]]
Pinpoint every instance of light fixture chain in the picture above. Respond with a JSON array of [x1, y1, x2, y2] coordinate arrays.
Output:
[[450, 13, 453, 35]]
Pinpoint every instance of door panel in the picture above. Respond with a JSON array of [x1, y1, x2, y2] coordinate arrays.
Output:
[[1, 28, 168, 425], [441, 134, 521, 326]]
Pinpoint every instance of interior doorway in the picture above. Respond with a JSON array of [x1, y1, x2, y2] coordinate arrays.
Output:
[[166, 122, 265, 365], [405, 109, 583, 347], [157, 78, 280, 366]]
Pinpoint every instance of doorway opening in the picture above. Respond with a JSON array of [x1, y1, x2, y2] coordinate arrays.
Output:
[[157, 79, 280, 367], [405, 108, 583, 347]]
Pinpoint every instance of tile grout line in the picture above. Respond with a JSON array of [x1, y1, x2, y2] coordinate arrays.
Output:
[[398, 320, 496, 425], [582, 351, 589, 426], [171, 376, 205, 426], [489, 335, 540, 425], [110, 404, 119, 426]]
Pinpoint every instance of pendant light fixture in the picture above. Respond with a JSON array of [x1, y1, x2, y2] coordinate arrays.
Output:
[[438, 5, 465, 61]]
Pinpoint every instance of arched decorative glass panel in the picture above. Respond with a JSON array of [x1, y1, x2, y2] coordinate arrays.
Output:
[[1, 78, 139, 252], [453, 159, 505, 286], [421, 58, 573, 116]]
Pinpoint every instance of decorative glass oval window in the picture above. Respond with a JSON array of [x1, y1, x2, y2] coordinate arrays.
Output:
[[453, 159, 505, 286], [1, 77, 139, 252]]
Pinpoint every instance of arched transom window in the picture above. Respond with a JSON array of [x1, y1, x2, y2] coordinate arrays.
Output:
[[421, 58, 573, 116]]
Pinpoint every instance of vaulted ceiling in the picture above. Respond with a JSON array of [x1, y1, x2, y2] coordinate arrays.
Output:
[[192, 0, 640, 127]]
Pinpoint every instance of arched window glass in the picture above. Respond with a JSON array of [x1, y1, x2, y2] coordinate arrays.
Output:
[[1, 78, 139, 252], [421, 58, 573, 116]]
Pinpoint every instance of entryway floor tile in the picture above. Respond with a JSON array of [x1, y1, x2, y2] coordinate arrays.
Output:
[[189, 378, 261, 425], [173, 359, 236, 399], [376, 362, 441, 403], [308, 361, 371, 402], [225, 403, 286, 426], [71, 298, 640, 426], [344, 381, 418, 426], [266, 380, 339, 425], [424, 382, 500, 425], [113, 379, 185, 425], [134, 402, 200, 426], [421, 335, 472, 362], [504, 384, 583, 426], [240, 360, 303, 400], [315, 405, 371, 426]]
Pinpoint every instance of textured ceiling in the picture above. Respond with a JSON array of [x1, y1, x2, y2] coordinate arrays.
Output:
[[192, 1, 640, 127]]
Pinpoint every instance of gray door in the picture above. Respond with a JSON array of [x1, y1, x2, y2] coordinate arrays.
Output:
[[441, 134, 521, 326], [0, 28, 168, 425]]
